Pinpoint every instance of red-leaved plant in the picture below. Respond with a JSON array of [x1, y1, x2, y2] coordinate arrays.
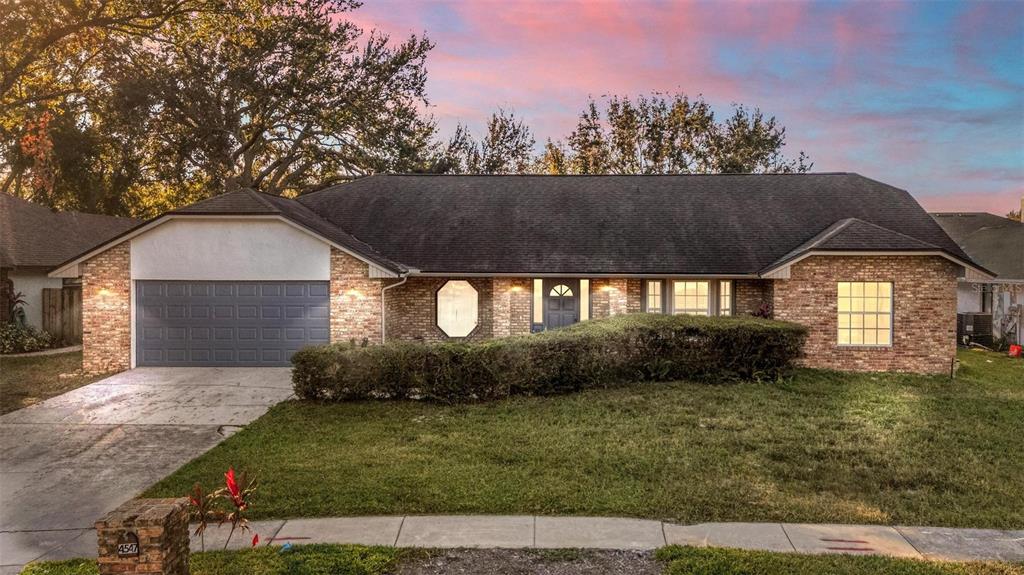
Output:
[[187, 467, 259, 551]]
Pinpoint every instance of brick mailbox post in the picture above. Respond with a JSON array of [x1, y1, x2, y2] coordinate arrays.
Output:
[[95, 498, 190, 575]]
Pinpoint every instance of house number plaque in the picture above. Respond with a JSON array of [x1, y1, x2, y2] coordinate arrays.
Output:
[[116, 531, 140, 558]]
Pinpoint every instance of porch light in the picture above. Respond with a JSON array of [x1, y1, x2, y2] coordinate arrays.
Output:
[[510, 285, 523, 292], [345, 289, 365, 299], [97, 288, 113, 297]]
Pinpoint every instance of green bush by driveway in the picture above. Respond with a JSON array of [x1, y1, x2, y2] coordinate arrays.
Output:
[[292, 313, 808, 402], [146, 350, 1023, 528]]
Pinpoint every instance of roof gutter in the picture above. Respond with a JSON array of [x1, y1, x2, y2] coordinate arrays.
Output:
[[380, 271, 414, 342]]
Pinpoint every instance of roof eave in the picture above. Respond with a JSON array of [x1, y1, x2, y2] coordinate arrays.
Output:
[[759, 249, 996, 281]]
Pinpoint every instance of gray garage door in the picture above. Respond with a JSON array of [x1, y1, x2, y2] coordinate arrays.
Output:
[[136, 281, 330, 367]]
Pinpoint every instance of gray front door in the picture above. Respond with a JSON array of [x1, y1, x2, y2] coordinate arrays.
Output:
[[544, 279, 579, 330], [136, 281, 330, 367]]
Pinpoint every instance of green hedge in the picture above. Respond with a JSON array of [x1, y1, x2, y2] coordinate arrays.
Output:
[[292, 313, 808, 403]]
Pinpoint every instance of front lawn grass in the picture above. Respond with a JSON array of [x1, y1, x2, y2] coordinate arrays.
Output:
[[21, 545, 404, 575], [0, 351, 105, 414], [144, 350, 1024, 528], [22, 546, 1023, 575], [657, 546, 1022, 575]]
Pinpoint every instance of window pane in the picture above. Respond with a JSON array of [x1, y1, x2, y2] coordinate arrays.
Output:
[[580, 280, 590, 321], [533, 279, 543, 324], [647, 280, 663, 313], [549, 284, 573, 297], [437, 280, 479, 337], [673, 281, 709, 315], [836, 282, 893, 347], [719, 280, 732, 316]]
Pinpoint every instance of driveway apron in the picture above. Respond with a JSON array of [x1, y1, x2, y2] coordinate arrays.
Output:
[[0, 367, 292, 569]]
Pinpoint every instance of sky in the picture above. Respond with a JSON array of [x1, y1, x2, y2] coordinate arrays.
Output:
[[349, 0, 1024, 215]]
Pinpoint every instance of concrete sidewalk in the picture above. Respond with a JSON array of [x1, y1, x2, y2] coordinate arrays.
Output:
[[12, 516, 1023, 572]]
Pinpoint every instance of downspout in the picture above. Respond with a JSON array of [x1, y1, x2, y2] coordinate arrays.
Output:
[[380, 274, 409, 343]]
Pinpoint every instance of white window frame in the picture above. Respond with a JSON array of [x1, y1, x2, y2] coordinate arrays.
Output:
[[719, 280, 733, 316], [436, 280, 479, 338], [837, 281, 893, 347], [671, 280, 711, 316], [644, 279, 665, 313]]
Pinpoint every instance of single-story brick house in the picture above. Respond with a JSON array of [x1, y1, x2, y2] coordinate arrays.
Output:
[[49, 173, 991, 375]]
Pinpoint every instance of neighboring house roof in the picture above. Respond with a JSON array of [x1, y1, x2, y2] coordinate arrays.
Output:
[[296, 173, 978, 275], [931, 212, 1024, 281], [0, 194, 140, 270], [48, 173, 991, 279]]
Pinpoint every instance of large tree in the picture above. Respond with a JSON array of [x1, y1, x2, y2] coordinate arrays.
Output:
[[540, 93, 810, 175], [1, 0, 438, 214], [436, 109, 535, 174]]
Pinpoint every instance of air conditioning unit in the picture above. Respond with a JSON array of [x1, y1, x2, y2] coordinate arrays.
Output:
[[957, 313, 994, 347]]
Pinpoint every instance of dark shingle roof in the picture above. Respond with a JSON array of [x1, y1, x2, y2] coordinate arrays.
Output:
[[295, 173, 975, 275], [0, 194, 140, 269], [931, 213, 1024, 280], [765, 218, 942, 272]]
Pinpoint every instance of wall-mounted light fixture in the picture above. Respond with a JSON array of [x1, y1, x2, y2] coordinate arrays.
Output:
[[345, 289, 365, 299]]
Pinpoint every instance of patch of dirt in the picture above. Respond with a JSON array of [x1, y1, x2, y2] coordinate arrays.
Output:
[[397, 548, 661, 575]]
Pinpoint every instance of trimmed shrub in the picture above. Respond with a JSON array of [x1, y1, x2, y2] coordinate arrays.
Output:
[[0, 322, 55, 354], [292, 314, 808, 403]]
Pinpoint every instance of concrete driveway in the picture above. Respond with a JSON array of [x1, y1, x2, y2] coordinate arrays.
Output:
[[0, 367, 293, 571]]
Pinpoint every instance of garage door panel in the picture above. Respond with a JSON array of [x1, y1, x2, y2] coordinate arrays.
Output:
[[136, 280, 330, 367]]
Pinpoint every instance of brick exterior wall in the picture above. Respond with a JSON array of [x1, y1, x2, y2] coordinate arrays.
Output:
[[330, 248, 384, 345], [384, 277, 495, 342], [492, 278, 532, 337], [82, 241, 131, 374], [626, 279, 642, 313], [735, 279, 773, 316], [772, 255, 958, 374], [591, 278, 630, 318], [383, 277, 533, 342]]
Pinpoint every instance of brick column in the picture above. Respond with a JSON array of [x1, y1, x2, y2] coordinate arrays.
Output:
[[95, 498, 189, 575], [590, 278, 629, 318], [492, 278, 532, 338], [492, 278, 513, 338], [329, 248, 383, 345], [82, 241, 131, 373]]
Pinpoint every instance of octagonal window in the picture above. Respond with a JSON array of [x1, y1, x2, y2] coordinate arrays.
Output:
[[437, 280, 478, 337]]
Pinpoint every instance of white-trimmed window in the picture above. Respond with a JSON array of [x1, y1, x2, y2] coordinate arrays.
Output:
[[673, 280, 709, 316], [646, 280, 663, 313], [837, 281, 892, 346], [437, 280, 478, 337], [719, 280, 732, 316]]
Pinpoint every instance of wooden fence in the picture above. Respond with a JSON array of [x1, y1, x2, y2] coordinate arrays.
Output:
[[41, 287, 82, 344]]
